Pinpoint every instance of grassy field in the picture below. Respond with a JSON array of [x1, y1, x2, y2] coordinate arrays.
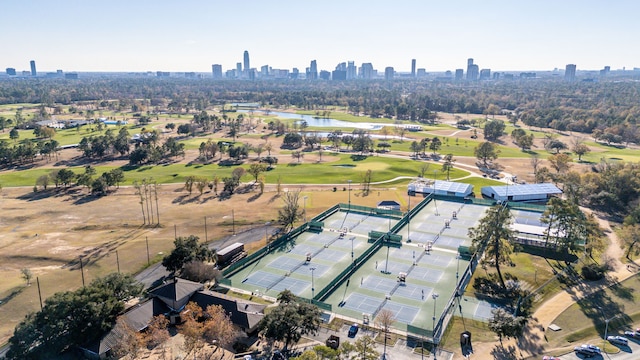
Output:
[[546, 273, 640, 349]]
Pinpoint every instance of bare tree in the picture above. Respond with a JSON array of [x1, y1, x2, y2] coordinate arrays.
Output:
[[278, 189, 303, 231], [530, 154, 541, 180], [375, 309, 395, 357], [110, 318, 143, 360], [21, 268, 32, 286]]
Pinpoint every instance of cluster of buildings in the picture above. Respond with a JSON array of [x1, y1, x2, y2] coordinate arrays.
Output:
[[5, 60, 78, 79], [3, 54, 622, 81]]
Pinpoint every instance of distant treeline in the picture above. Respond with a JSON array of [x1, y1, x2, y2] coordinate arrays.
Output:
[[1, 77, 640, 140]]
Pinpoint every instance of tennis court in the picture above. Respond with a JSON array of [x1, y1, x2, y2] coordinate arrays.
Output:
[[341, 293, 384, 314], [225, 198, 547, 338]]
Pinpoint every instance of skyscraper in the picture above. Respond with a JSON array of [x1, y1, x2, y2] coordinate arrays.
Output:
[[30, 60, 37, 76], [411, 59, 416, 78], [243, 51, 250, 73], [307, 60, 318, 80], [385, 67, 395, 80], [236, 63, 242, 78], [212, 64, 223, 79], [347, 61, 356, 80], [565, 64, 576, 81], [466, 58, 478, 81]]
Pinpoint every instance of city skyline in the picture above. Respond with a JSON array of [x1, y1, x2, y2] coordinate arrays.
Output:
[[2, 0, 639, 73]]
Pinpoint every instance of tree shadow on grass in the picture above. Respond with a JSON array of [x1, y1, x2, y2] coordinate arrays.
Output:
[[489, 343, 520, 360], [248, 192, 262, 203], [17, 189, 56, 201]]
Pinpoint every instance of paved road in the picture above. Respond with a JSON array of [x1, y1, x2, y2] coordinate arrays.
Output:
[[135, 224, 275, 289], [559, 338, 640, 360]]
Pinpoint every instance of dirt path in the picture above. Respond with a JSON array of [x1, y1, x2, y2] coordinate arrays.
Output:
[[465, 212, 637, 359]]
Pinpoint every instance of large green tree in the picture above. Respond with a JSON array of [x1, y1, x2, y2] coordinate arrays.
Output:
[[259, 291, 321, 350], [474, 141, 500, 168], [162, 235, 213, 272], [7, 273, 142, 359], [468, 205, 515, 289]]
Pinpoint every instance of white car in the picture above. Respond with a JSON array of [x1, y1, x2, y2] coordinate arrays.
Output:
[[608, 335, 629, 345], [624, 330, 637, 337]]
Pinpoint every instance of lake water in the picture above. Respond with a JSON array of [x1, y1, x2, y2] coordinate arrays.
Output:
[[239, 110, 394, 130]]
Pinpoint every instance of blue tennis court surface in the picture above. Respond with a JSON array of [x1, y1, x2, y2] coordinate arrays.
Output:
[[382, 301, 420, 324], [419, 254, 451, 268], [268, 257, 303, 271], [409, 267, 444, 283], [243, 270, 282, 288], [313, 249, 348, 262], [271, 277, 310, 295], [407, 231, 437, 243], [394, 284, 432, 301], [434, 236, 465, 249], [342, 293, 384, 314], [378, 260, 411, 274], [362, 276, 397, 293], [289, 244, 321, 255], [292, 263, 330, 277]]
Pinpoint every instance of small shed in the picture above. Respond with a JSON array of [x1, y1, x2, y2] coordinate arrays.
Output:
[[377, 200, 401, 210], [481, 183, 562, 202], [408, 179, 473, 198]]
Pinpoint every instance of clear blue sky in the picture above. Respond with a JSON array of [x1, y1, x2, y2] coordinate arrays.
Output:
[[2, 0, 638, 73]]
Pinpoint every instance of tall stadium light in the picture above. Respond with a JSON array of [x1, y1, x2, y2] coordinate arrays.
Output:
[[432, 292, 440, 359], [347, 180, 352, 210], [310, 267, 317, 299]]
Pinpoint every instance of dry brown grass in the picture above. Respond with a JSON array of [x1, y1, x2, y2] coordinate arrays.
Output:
[[0, 184, 406, 345]]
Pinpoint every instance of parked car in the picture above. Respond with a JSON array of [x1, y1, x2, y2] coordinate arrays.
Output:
[[542, 356, 558, 360], [583, 344, 601, 353], [608, 335, 629, 345], [574, 346, 597, 357], [624, 330, 637, 337], [348, 323, 359, 337]]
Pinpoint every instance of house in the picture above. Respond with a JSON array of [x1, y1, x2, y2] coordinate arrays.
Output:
[[377, 200, 401, 211], [81, 278, 265, 359]]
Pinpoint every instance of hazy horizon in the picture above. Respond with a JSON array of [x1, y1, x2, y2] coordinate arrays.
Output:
[[2, 0, 638, 73]]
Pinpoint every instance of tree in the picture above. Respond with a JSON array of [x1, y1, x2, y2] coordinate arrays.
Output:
[[278, 189, 304, 231], [483, 120, 505, 141], [468, 205, 515, 290], [7, 273, 142, 359], [180, 302, 206, 360], [56, 168, 76, 188], [571, 137, 590, 161], [109, 318, 143, 360], [442, 154, 456, 180], [541, 198, 601, 254], [546, 139, 567, 154], [488, 308, 526, 343], [202, 304, 238, 350], [530, 154, 541, 180], [292, 150, 304, 163], [144, 315, 170, 351], [9, 128, 19, 142], [36, 174, 50, 190], [618, 224, 640, 259], [259, 291, 321, 350], [548, 153, 572, 174], [375, 309, 395, 357], [162, 235, 213, 272], [429, 137, 442, 154], [474, 141, 500, 168], [21, 268, 32, 286], [419, 163, 430, 178], [181, 261, 221, 283], [352, 335, 379, 360]]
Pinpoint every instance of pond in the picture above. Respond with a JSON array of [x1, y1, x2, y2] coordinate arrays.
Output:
[[239, 110, 402, 131]]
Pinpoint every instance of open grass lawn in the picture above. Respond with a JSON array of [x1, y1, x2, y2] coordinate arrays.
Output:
[[546, 273, 640, 348], [0, 124, 145, 147], [0, 153, 471, 187], [464, 251, 567, 311], [440, 316, 495, 349]]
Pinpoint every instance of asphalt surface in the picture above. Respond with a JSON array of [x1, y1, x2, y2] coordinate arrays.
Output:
[[135, 224, 276, 289], [558, 337, 640, 360]]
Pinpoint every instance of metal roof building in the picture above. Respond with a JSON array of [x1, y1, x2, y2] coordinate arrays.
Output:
[[408, 179, 473, 197], [481, 183, 562, 202]]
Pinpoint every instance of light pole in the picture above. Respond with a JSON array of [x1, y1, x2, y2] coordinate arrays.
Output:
[[433, 171, 439, 216], [407, 191, 411, 242], [456, 253, 460, 282], [432, 292, 439, 359], [351, 237, 355, 264], [347, 180, 352, 211], [303, 196, 308, 223], [310, 267, 316, 299]]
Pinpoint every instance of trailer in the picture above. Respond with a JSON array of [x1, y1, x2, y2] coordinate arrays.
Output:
[[216, 242, 246, 268]]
